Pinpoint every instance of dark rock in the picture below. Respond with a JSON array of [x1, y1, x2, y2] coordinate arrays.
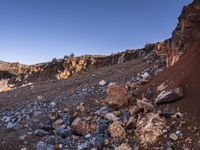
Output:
[[155, 87, 184, 104], [34, 129, 51, 136], [159, 108, 176, 118], [40, 121, 54, 131], [60, 113, 73, 125], [56, 127, 72, 138]]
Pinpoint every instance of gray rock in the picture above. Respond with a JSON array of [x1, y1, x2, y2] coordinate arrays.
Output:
[[155, 87, 184, 105], [2, 116, 11, 123], [159, 108, 175, 118], [94, 106, 109, 116], [34, 129, 51, 136], [50, 102, 56, 108], [77, 141, 91, 150], [56, 127, 72, 138], [36, 141, 55, 150], [7, 122, 18, 129]]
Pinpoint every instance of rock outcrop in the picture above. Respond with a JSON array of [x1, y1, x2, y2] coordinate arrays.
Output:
[[157, 0, 200, 66]]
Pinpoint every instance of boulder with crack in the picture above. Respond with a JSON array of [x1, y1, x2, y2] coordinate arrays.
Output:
[[155, 86, 184, 104], [135, 113, 166, 145]]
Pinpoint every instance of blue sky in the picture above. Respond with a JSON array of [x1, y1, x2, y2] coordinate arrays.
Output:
[[0, 0, 192, 65]]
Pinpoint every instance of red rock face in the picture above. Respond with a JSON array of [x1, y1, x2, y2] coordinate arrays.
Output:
[[157, 0, 200, 67]]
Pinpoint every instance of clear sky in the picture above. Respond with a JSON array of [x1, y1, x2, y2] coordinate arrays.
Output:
[[0, 0, 192, 65]]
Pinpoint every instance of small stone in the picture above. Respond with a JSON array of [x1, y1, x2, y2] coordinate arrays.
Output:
[[115, 143, 132, 150], [136, 99, 154, 113], [159, 108, 175, 118], [104, 113, 119, 122], [6, 122, 16, 129], [94, 106, 109, 116], [2, 116, 11, 123], [141, 72, 150, 79], [50, 102, 56, 108], [99, 80, 107, 86], [54, 119, 64, 127], [58, 144, 63, 149], [109, 121, 126, 139], [71, 117, 96, 135], [64, 107, 69, 112], [56, 127, 72, 138], [34, 129, 50, 136], [77, 103, 85, 112], [129, 106, 142, 115], [36, 141, 54, 150], [170, 133, 178, 141], [126, 116, 136, 130]]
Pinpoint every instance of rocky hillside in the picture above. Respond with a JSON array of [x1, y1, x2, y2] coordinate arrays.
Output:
[[0, 0, 200, 150], [157, 0, 200, 66], [6, 43, 164, 87]]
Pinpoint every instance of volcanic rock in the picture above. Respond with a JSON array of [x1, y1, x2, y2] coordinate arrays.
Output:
[[155, 86, 184, 104]]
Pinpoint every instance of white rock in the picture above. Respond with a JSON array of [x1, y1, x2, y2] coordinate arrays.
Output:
[[99, 80, 107, 86], [141, 72, 150, 79], [50, 101, 56, 108]]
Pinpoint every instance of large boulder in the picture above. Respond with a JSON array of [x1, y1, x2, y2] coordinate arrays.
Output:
[[135, 113, 166, 145], [105, 83, 131, 107], [155, 86, 184, 104]]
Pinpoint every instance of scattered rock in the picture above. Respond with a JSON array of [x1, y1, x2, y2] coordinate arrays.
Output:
[[170, 133, 179, 141], [155, 86, 184, 104], [126, 116, 136, 130], [104, 113, 119, 122], [115, 143, 132, 150], [94, 106, 109, 116], [99, 80, 107, 86], [135, 113, 166, 145], [137, 99, 154, 113], [109, 121, 126, 139], [49, 101, 56, 108], [56, 127, 72, 138], [141, 72, 150, 79], [105, 83, 131, 107], [71, 117, 96, 135], [159, 108, 176, 118], [36, 141, 54, 150], [34, 129, 51, 136]]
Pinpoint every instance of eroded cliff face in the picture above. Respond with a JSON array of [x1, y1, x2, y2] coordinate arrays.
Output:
[[157, 0, 200, 67], [8, 43, 162, 87]]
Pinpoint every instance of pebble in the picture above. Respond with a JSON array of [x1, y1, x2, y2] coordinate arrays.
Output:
[[36, 141, 55, 150], [99, 80, 107, 86], [50, 102, 56, 108], [170, 133, 179, 141]]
